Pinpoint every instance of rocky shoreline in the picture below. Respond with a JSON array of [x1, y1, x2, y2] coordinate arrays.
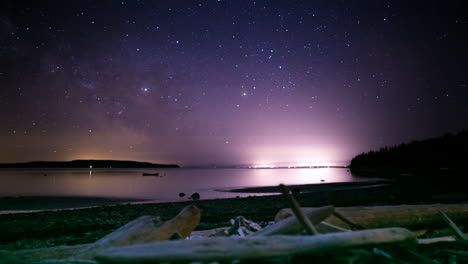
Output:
[[1, 181, 467, 251]]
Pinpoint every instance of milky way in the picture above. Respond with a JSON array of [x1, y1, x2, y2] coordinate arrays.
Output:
[[1, 0, 467, 166]]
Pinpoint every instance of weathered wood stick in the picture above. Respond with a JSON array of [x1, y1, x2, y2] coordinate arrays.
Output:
[[418, 236, 456, 244], [332, 211, 365, 230], [77, 205, 200, 258], [279, 184, 318, 235], [275, 204, 468, 229], [251, 206, 334, 236], [190, 227, 230, 238], [438, 210, 468, 241], [5, 217, 163, 261], [317, 222, 350, 233], [95, 228, 417, 263], [96, 205, 199, 246], [5, 205, 201, 261]]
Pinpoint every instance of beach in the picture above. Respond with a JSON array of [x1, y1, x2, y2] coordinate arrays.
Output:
[[1, 180, 467, 251]]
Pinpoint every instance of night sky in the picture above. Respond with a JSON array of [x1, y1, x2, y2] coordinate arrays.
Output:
[[1, 0, 467, 166]]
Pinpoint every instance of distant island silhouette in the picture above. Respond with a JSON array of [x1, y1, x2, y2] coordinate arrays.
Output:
[[0, 160, 180, 169], [349, 131, 468, 180]]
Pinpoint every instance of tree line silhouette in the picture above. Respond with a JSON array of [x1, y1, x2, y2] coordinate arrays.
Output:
[[0, 160, 180, 168], [350, 131, 468, 170]]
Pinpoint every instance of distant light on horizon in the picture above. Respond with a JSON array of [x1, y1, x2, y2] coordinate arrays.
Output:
[[249, 160, 341, 169], [1, 1, 467, 165], [245, 143, 348, 169]]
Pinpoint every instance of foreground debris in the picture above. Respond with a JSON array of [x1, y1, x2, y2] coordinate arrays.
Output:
[[0, 201, 467, 264], [76, 204, 200, 258], [2, 205, 200, 261], [275, 203, 468, 229], [95, 228, 416, 263], [251, 206, 334, 236]]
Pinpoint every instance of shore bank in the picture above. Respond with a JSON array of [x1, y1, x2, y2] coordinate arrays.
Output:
[[1, 181, 467, 251], [0, 196, 144, 212], [224, 179, 392, 193]]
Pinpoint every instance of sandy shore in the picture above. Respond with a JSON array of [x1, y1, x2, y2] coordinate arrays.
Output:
[[1, 181, 467, 250], [0, 196, 144, 212], [224, 179, 393, 193]]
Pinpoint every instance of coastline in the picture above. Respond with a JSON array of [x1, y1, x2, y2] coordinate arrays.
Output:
[[0, 179, 389, 212], [223, 179, 392, 193], [0, 196, 145, 212], [1, 180, 468, 251]]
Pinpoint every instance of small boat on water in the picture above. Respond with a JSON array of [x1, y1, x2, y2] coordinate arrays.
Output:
[[142, 172, 159, 176]]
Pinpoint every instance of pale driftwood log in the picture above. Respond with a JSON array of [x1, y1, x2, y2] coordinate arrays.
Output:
[[418, 236, 457, 244], [95, 228, 417, 263], [316, 222, 350, 233], [279, 184, 318, 235], [94, 205, 200, 246], [190, 227, 230, 238], [77, 205, 200, 258], [275, 204, 468, 229], [5, 205, 201, 261], [251, 206, 334, 236], [332, 211, 365, 230]]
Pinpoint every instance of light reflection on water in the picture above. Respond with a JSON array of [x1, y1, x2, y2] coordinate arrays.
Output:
[[0, 168, 364, 202]]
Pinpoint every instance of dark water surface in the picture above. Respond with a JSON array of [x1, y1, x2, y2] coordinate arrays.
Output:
[[0, 168, 366, 208]]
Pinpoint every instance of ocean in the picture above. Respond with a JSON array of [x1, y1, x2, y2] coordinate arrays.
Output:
[[0, 167, 366, 211]]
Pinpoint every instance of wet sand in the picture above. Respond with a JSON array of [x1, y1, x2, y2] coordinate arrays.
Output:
[[224, 179, 392, 193], [0, 196, 144, 212]]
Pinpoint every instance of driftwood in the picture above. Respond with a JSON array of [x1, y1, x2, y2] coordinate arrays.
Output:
[[251, 206, 334, 236], [316, 222, 350, 233], [438, 210, 468, 241], [227, 216, 263, 236], [77, 205, 200, 258], [418, 236, 456, 244], [4, 203, 466, 263], [279, 184, 318, 235], [5, 205, 200, 261], [92, 205, 198, 245], [332, 211, 365, 230], [190, 227, 230, 238], [95, 227, 417, 263], [275, 204, 468, 229]]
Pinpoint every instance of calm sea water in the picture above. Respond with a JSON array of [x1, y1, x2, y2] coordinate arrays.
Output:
[[0, 168, 365, 203]]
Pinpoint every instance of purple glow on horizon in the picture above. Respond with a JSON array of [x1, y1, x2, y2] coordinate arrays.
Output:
[[0, 0, 467, 166]]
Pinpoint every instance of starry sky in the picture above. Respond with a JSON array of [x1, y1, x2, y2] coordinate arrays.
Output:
[[1, 0, 467, 167]]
